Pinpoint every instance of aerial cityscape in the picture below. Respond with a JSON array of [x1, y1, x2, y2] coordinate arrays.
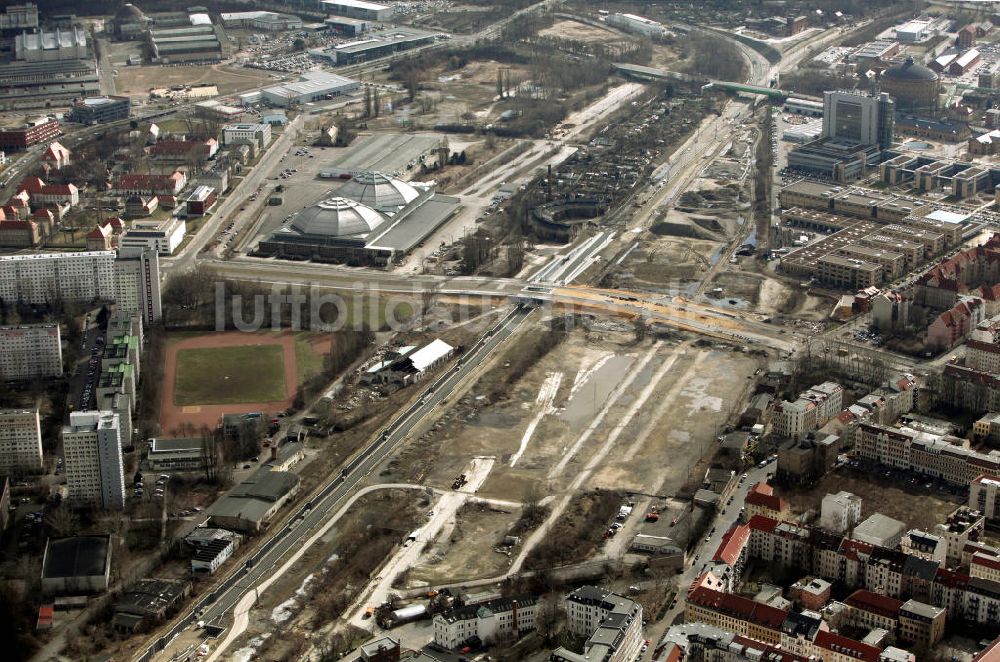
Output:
[[8, 1, 1000, 661]]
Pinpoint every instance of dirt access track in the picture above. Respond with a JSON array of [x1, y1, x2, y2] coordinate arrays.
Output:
[[160, 330, 301, 434]]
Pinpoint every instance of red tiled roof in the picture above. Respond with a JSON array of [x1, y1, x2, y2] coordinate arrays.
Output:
[[747, 514, 780, 534], [32, 208, 53, 220], [17, 176, 44, 193], [813, 630, 881, 662], [935, 567, 970, 589], [0, 219, 36, 231], [117, 172, 183, 190], [844, 589, 903, 618], [687, 586, 787, 629], [714, 524, 750, 565], [972, 552, 1000, 571], [751, 481, 775, 497], [87, 224, 111, 239], [42, 141, 70, 161], [746, 490, 787, 512], [149, 138, 215, 156], [973, 635, 1000, 661], [839, 538, 874, 561], [39, 183, 76, 195], [973, 474, 1000, 485]]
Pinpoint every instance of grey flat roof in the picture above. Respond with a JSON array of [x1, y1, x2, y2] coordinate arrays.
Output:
[[367, 194, 460, 252], [208, 470, 299, 522], [321, 132, 442, 177], [43, 536, 110, 579], [150, 437, 202, 453], [855, 513, 906, 540]]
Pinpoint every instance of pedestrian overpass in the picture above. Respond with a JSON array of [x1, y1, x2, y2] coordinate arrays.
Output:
[[612, 63, 790, 99]]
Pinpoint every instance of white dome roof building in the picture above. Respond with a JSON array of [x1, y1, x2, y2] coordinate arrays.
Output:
[[257, 170, 461, 267], [337, 171, 424, 213], [286, 197, 387, 238]]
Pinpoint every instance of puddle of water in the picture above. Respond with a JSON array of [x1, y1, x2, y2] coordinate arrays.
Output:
[[702, 295, 751, 310], [559, 355, 634, 426]]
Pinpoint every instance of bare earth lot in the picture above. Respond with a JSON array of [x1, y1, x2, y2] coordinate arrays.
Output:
[[537, 19, 621, 43], [784, 468, 963, 532], [114, 63, 275, 97]]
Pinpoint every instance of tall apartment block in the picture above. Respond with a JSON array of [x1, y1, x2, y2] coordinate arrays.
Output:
[[114, 246, 162, 324], [0, 249, 162, 324], [63, 410, 125, 510], [0, 323, 62, 379], [0, 251, 116, 305], [0, 408, 43, 474]]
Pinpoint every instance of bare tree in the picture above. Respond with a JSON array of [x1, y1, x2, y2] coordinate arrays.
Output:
[[44, 508, 80, 537]]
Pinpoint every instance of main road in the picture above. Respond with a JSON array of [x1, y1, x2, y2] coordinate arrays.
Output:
[[139, 303, 533, 661]]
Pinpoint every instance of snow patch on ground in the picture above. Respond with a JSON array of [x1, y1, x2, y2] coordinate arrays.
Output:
[[232, 633, 271, 662]]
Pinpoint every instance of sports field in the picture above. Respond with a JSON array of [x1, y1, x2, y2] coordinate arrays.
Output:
[[160, 330, 332, 435], [174, 345, 286, 406]]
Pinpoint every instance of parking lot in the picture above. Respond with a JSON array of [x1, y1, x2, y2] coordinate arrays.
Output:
[[70, 312, 102, 412]]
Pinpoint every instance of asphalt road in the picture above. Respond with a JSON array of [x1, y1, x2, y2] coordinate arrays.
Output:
[[643, 458, 777, 660], [139, 304, 534, 660]]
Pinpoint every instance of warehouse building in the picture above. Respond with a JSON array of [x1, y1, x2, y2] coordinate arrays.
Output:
[[15, 26, 88, 62], [311, 27, 436, 65], [221, 11, 303, 31], [606, 13, 668, 38], [0, 58, 99, 109], [186, 528, 242, 575], [67, 96, 130, 125], [41, 535, 112, 594], [320, 0, 392, 21], [324, 16, 366, 36], [147, 24, 224, 63], [0, 3, 38, 32], [207, 470, 300, 533], [261, 70, 359, 106], [112, 578, 190, 634]]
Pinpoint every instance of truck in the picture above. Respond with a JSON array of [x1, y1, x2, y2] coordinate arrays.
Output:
[[617, 505, 633, 520]]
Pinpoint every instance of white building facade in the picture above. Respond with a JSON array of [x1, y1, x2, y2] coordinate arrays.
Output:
[[221, 122, 272, 148], [820, 491, 862, 534], [0, 251, 116, 306], [63, 410, 126, 510], [119, 217, 185, 256], [433, 596, 538, 650]]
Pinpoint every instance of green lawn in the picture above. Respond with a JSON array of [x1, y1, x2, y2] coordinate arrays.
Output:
[[294, 333, 327, 383], [174, 345, 286, 405]]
